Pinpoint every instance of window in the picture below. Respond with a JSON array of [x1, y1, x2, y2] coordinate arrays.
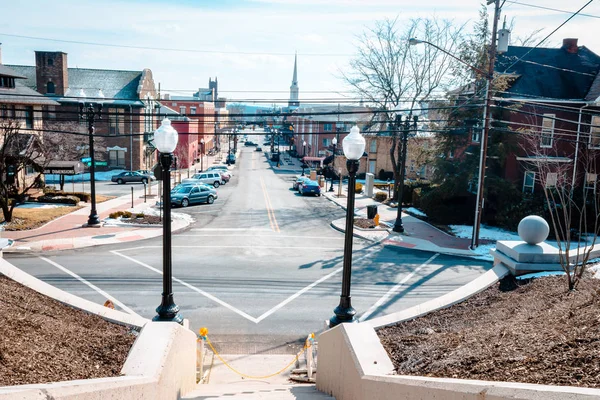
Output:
[[46, 105, 56, 119], [323, 123, 333, 132], [471, 128, 480, 143], [590, 116, 600, 148], [46, 81, 55, 94], [108, 108, 124, 135], [0, 77, 15, 88], [545, 172, 557, 188], [585, 173, 597, 193], [25, 165, 35, 175], [180, 106, 186, 115], [322, 138, 330, 147], [24, 106, 33, 129], [540, 114, 555, 148], [0, 105, 7, 119], [47, 57, 53, 66], [191, 187, 199, 194], [369, 140, 377, 153], [368, 160, 376, 174], [190, 107, 196, 115], [109, 150, 126, 167], [523, 171, 535, 193]]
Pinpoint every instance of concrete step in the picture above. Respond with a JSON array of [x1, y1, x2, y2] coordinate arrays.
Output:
[[183, 384, 334, 399]]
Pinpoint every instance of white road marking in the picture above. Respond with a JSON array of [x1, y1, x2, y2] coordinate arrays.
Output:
[[177, 234, 345, 240], [110, 250, 260, 323], [118, 245, 340, 250], [38, 256, 141, 317], [358, 253, 440, 322], [191, 228, 273, 231], [112, 246, 379, 323], [255, 250, 376, 322]]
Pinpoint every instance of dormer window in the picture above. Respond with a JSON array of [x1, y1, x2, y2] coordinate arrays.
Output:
[[47, 81, 55, 94], [0, 76, 16, 88]]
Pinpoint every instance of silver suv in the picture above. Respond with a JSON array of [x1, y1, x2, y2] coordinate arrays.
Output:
[[181, 172, 223, 188]]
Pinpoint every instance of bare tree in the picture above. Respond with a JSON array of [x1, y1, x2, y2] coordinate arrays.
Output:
[[0, 120, 49, 222], [342, 17, 465, 199], [519, 112, 600, 291]]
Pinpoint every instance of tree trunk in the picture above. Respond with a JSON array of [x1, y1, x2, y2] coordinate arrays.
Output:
[[1, 202, 13, 223]]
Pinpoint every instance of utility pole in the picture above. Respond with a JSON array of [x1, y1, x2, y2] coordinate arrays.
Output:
[[471, 0, 501, 249]]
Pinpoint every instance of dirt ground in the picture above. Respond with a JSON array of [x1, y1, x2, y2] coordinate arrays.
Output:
[[378, 275, 600, 388], [0, 275, 136, 386], [1, 206, 83, 231]]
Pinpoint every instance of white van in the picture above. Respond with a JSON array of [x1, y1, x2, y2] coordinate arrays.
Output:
[[182, 172, 223, 188]]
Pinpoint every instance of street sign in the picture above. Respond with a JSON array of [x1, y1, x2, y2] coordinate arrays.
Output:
[[84, 160, 107, 167], [81, 157, 92, 163]]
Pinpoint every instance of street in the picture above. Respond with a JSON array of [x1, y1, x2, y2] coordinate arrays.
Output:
[[5, 129, 492, 354]]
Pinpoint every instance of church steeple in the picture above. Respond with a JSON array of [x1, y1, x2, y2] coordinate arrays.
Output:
[[289, 53, 299, 108]]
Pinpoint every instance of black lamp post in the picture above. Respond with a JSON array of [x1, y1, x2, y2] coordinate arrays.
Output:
[[330, 126, 365, 328], [79, 102, 102, 227], [152, 118, 183, 324], [329, 136, 338, 192], [303, 140, 307, 158], [392, 113, 418, 233], [200, 138, 205, 171]]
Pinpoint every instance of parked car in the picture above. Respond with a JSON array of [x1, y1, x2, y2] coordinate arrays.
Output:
[[293, 176, 312, 191], [226, 153, 236, 164], [256, 146, 262, 152], [136, 169, 155, 177], [244, 141, 256, 147], [207, 165, 229, 173], [111, 171, 155, 184], [171, 184, 218, 207], [219, 171, 231, 183], [271, 152, 280, 162], [181, 171, 223, 188], [300, 180, 321, 196]]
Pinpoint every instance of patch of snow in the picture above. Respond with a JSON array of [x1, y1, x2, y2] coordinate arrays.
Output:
[[469, 243, 495, 261], [16, 203, 73, 209], [449, 224, 520, 241], [516, 271, 565, 280], [45, 170, 127, 183], [405, 207, 427, 217]]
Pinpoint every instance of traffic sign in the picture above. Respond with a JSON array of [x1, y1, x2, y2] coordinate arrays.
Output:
[[81, 157, 92, 163]]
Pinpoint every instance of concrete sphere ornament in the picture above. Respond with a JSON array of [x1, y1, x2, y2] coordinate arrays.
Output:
[[518, 215, 550, 245]]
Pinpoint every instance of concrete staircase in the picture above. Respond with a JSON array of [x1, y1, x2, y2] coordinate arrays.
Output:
[[183, 384, 334, 399]]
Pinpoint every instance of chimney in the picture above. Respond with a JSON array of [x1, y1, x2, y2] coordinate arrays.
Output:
[[562, 38, 579, 54]]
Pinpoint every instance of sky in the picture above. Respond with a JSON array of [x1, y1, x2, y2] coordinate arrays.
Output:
[[2, 0, 600, 105]]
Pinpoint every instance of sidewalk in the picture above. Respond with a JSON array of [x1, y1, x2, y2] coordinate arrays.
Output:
[[323, 186, 480, 258], [1, 185, 191, 254]]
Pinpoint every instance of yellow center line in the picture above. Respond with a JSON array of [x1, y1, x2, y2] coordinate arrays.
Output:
[[260, 178, 275, 231], [260, 176, 280, 233]]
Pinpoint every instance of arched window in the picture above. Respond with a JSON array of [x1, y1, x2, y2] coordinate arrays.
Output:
[[47, 81, 55, 94]]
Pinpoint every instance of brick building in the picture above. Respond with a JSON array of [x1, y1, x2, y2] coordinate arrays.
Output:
[[7, 50, 159, 171]]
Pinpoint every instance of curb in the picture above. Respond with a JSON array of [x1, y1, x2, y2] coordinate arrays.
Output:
[[329, 221, 386, 243]]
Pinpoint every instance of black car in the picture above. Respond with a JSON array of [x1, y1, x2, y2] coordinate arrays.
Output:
[[271, 152, 280, 162], [244, 141, 256, 147]]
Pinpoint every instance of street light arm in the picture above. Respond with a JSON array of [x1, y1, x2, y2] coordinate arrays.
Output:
[[408, 38, 489, 78]]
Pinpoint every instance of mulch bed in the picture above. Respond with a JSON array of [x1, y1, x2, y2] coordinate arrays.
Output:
[[120, 216, 162, 225], [354, 218, 377, 229], [378, 275, 600, 388], [0, 275, 137, 386]]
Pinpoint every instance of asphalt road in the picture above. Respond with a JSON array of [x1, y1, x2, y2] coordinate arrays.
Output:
[[6, 128, 493, 354]]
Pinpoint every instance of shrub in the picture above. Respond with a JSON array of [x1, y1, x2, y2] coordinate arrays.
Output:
[[109, 210, 133, 219], [37, 195, 79, 205], [355, 182, 363, 193], [69, 192, 91, 202], [135, 213, 145, 218], [401, 181, 431, 206], [374, 192, 388, 202], [378, 169, 394, 181], [419, 188, 474, 225], [41, 189, 91, 202]]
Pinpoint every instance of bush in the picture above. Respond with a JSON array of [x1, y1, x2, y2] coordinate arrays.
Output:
[[378, 169, 394, 181], [401, 181, 431, 206], [135, 213, 145, 218], [41, 189, 91, 202], [374, 192, 388, 202], [109, 210, 133, 219], [37, 195, 79, 205], [355, 182, 363, 193], [419, 188, 474, 225]]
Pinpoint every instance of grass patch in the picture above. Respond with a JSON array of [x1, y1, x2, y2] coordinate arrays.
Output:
[[96, 195, 116, 203], [0, 206, 82, 231]]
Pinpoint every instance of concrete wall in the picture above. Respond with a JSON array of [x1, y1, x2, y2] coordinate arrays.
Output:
[[317, 323, 600, 400], [0, 322, 197, 400], [0, 258, 197, 399]]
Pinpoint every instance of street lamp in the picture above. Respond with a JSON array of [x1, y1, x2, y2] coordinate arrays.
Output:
[[409, 18, 500, 249], [392, 112, 419, 233], [200, 138, 205, 171], [330, 126, 365, 328], [153, 118, 183, 324], [79, 102, 102, 227], [303, 140, 307, 157], [329, 137, 338, 192]]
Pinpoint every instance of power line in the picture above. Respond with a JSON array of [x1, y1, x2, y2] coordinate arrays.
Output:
[[0, 32, 351, 57], [505, 0, 600, 19], [501, 0, 596, 73]]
